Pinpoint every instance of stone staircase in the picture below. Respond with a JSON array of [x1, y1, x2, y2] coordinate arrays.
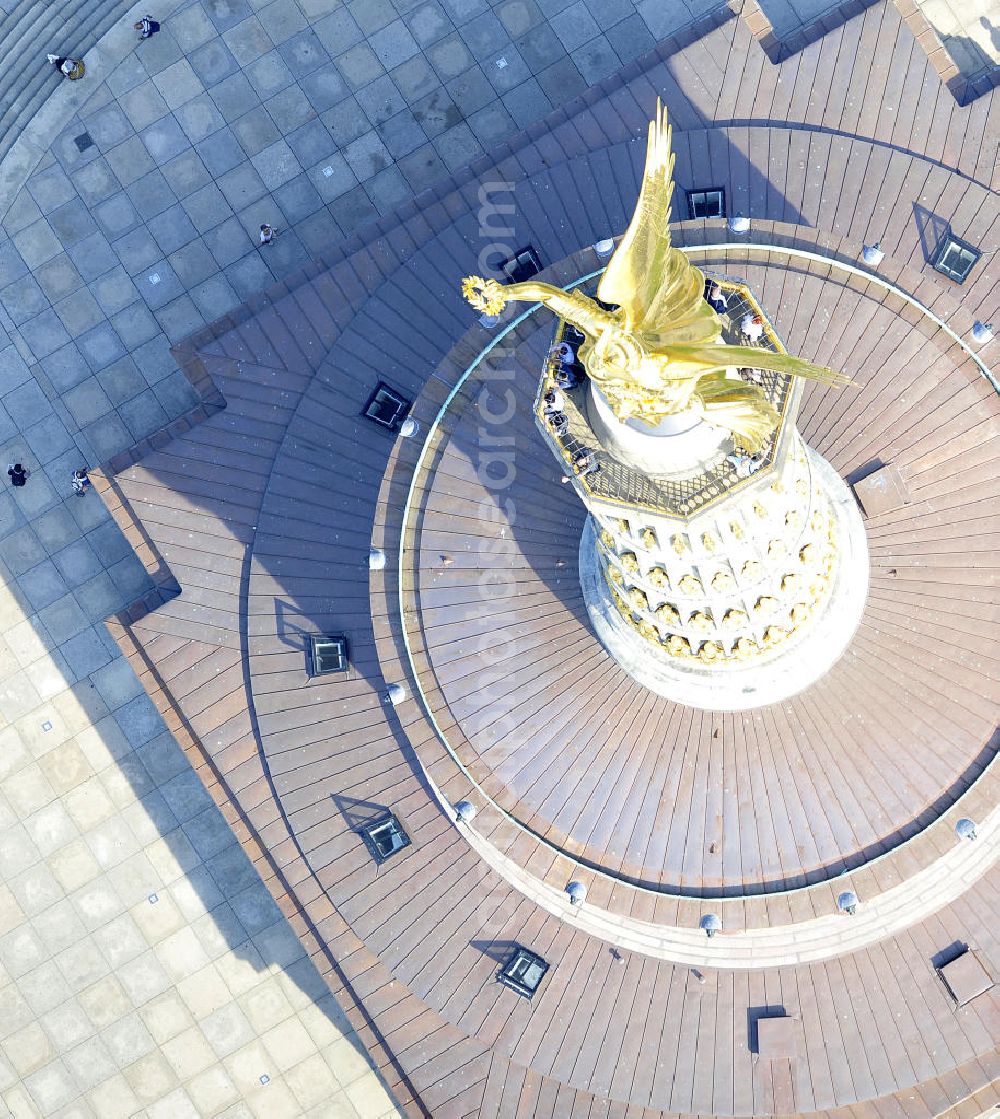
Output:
[[0, 0, 128, 167]]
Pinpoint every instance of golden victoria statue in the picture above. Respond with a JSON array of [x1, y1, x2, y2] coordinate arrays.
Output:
[[461, 100, 848, 450]]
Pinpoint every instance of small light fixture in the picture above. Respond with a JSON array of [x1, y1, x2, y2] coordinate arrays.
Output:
[[399, 417, 419, 438], [386, 683, 405, 705], [700, 914, 722, 938], [837, 890, 859, 915], [454, 800, 477, 823], [368, 548, 386, 570], [971, 321, 993, 344], [565, 881, 586, 906], [861, 242, 884, 266], [728, 213, 750, 234], [593, 238, 614, 257], [955, 817, 977, 840], [479, 312, 500, 328]]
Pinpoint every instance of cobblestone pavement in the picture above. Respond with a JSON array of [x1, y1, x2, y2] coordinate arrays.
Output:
[[0, 0, 728, 1113]]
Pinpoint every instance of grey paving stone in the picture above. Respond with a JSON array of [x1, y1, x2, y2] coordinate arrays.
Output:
[[328, 183, 379, 234], [66, 232, 118, 283], [86, 520, 131, 567], [299, 0, 343, 16], [504, 71, 556, 122], [0, 524, 45, 575], [175, 94, 228, 144], [42, 343, 90, 394], [153, 59, 206, 111], [107, 53, 148, 98], [181, 183, 234, 234], [498, 0, 544, 36], [313, 10, 363, 59], [225, 253, 273, 299], [51, 536, 104, 587], [551, 0, 599, 49], [146, 202, 199, 255], [161, 149, 213, 199], [272, 174, 324, 224], [0, 346, 31, 396], [571, 33, 620, 81], [3, 379, 51, 429], [25, 415, 74, 466], [253, 226, 309, 276], [250, 139, 301, 189], [517, 20, 565, 69], [485, 44, 530, 91], [264, 86, 317, 134], [297, 68, 347, 114], [112, 303, 161, 350], [92, 193, 142, 241], [0, 242, 28, 288], [406, 1, 453, 47], [27, 166, 77, 215], [135, 261, 184, 310], [171, 2, 219, 51], [217, 162, 268, 209], [202, 215, 255, 270], [426, 31, 474, 79], [132, 335, 178, 385], [83, 104, 134, 151], [20, 559, 68, 611], [440, 0, 490, 21], [594, 0, 636, 30], [48, 201, 100, 254], [350, 0, 396, 33], [77, 323, 127, 372], [38, 593, 90, 644], [3, 192, 42, 236], [168, 239, 218, 288], [392, 54, 439, 100], [111, 226, 162, 277], [461, 11, 510, 59], [151, 371, 198, 416], [246, 49, 296, 99], [19, 311, 72, 361], [80, 413, 132, 463], [356, 74, 407, 126], [412, 85, 462, 137], [195, 129, 247, 178], [285, 206, 335, 254], [443, 65, 490, 116], [363, 164, 410, 213], [118, 81, 172, 132], [64, 378, 114, 427], [89, 266, 140, 318], [467, 100, 517, 143], [140, 116, 191, 164], [61, 625, 115, 676], [54, 289, 105, 338], [96, 356, 146, 406], [120, 388, 171, 441], [223, 15, 274, 65], [205, 0, 253, 34], [155, 295, 205, 343], [0, 489, 25, 541], [138, 24, 186, 72], [258, 0, 307, 43], [281, 27, 337, 80], [286, 118, 335, 165], [433, 119, 484, 169], [189, 274, 240, 320], [189, 38, 241, 87], [33, 504, 80, 552], [122, 171, 176, 225], [0, 406, 17, 446], [14, 220, 63, 270], [232, 106, 281, 157], [377, 108, 428, 158], [335, 43, 385, 89], [322, 98, 370, 146], [209, 72, 262, 123], [0, 277, 48, 326], [310, 153, 362, 203], [104, 137, 157, 189], [91, 655, 144, 709], [342, 130, 392, 181]]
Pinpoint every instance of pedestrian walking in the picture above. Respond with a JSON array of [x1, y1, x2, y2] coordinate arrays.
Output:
[[134, 15, 159, 38], [71, 468, 90, 496], [46, 54, 85, 79], [7, 463, 28, 487], [259, 223, 277, 245]]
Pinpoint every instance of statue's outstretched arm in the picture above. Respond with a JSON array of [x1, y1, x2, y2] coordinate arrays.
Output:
[[461, 275, 610, 339]]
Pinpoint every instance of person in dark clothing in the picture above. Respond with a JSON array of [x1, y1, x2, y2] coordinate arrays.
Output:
[[135, 16, 160, 38], [7, 463, 28, 487]]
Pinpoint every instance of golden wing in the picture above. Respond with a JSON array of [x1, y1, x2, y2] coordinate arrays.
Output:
[[597, 98, 717, 344]]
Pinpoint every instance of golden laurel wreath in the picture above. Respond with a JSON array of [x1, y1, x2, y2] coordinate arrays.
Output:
[[461, 275, 507, 316]]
